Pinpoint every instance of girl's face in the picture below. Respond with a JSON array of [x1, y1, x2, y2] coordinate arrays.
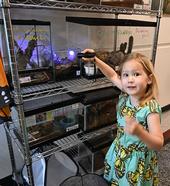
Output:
[[121, 59, 152, 101]]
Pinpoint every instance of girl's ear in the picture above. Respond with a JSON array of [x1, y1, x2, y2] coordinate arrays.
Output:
[[147, 74, 153, 85]]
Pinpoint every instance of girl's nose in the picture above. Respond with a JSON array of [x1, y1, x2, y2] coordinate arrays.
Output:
[[128, 75, 134, 82]]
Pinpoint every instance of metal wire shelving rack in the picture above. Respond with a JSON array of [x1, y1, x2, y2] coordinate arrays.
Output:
[[0, 0, 163, 185]]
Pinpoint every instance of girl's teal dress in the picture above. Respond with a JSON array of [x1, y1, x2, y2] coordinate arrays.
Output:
[[104, 94, 162, 186]]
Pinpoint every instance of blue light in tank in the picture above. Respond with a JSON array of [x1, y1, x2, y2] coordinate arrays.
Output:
[[67, 49, 76, 61]]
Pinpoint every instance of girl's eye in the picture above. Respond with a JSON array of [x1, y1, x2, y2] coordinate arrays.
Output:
[[134, 72, 140, 76], [122, 73, 128, 77]]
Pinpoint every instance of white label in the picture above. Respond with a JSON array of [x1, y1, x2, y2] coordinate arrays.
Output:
[[19, 76, 31, 84], [134, 4, 143, 9], [76, 70, 80, 76], [66, 124, 79, 132]]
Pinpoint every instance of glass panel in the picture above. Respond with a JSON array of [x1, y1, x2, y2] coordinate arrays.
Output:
[[13, 24, 52, 71]]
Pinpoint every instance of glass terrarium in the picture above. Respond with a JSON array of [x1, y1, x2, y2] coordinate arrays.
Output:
[[11, 20, 54, 85], [83, 98, 118, 132], [66, 15, 155, 77], [13, 102, 84, 149], [27, 102, 83, 148]]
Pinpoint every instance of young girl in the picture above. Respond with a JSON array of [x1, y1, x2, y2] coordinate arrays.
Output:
[[82, 49, 164, 186]]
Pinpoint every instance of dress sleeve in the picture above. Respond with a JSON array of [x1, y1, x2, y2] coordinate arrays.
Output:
[[145, 99, 162, 119]]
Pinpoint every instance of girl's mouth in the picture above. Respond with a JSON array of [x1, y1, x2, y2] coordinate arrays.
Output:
[[127, 86, 136, 89], [127, 86, 136, 88]]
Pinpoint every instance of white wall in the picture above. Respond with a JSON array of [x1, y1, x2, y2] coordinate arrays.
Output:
[[155, 16, 170, 107], [0, 8, 170, 107]]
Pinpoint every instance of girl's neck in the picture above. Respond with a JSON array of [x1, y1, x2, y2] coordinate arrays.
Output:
[[129, 96, 140, 107]]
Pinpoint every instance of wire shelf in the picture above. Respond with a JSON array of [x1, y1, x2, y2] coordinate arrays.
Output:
[[7, 0, 158, 16], [19, 77, 113, 101]]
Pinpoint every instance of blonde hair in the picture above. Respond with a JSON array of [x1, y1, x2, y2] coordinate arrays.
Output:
[[118, 52, 159, 106]]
